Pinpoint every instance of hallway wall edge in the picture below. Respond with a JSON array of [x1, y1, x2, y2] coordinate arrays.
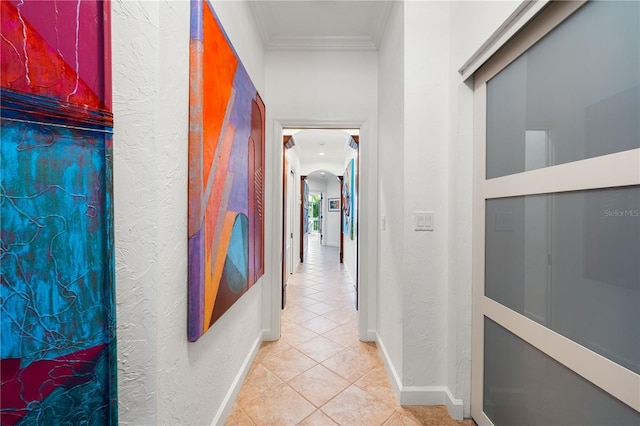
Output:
[[211, 333, 263, 426], [377, 332, 464, 421]]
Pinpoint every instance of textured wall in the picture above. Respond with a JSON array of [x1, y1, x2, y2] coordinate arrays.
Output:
[[112, 1, 160, 423], [375, 0, 522, 416], [113, 1, 266, 424], [376, 0, 405, 384], [402, 0, 450, 388]]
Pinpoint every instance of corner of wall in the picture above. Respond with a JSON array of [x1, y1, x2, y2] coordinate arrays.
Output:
[[444, 389, 464, 421], [376, 333, 464, 421], [400, 388, 464, 421], [210, 334, 263, 425]]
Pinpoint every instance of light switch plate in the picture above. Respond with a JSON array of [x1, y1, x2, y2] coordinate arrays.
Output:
[[415, 211, 434, 231]]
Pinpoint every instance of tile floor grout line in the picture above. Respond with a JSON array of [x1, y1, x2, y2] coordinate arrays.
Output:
[[227, 235, 474, 426]]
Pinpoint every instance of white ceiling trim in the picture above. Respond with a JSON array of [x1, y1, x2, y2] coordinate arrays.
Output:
[[248, 1, 392, 52], [371, 1, 393, 48], [248, 1, 270, 50], [266, 35, 377, 51]]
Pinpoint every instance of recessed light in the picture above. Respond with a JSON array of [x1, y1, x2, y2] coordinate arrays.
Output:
[[319, 152, 325, 156]]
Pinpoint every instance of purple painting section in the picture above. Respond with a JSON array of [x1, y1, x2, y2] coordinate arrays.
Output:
[[10, 0, 105, 104], [226, 63, 255, 213], [188, 230, 204, 341], [190, 0, 203, 41]]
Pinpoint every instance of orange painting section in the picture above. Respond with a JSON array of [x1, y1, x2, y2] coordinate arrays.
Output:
[[202, 6, 238, 187], [203, 124, 236, 327]]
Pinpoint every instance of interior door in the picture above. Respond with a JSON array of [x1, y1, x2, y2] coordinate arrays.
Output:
[[338, 176, 343, 263], [289, 172, 295, 273], [354, 145, 359, 310], [472, 2, 640, 424], [318, 194, 323, 242], [282, 149, 288, 309], [300, 176, 308, 263]]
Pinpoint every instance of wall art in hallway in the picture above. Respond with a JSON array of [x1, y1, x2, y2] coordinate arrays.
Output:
[[342, 159, 354, 240], [188, 0, 265, 341], [0, 0, 117, 424]]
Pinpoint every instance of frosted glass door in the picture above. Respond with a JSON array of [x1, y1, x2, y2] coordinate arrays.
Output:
[[473, 1, 640, 425]]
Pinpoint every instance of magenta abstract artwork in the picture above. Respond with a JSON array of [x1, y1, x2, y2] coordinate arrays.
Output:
[[1, 0, 116, 424]]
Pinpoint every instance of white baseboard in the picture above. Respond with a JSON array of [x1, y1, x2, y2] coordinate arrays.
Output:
[[211, 333, 263, 426], [444, 388, 464, 421], [376, 333, 464, 421], [362, 329, 376, 342], [344, 265, 354, 284], [376, 333, 402, 396], [262, 324, 281, 342]]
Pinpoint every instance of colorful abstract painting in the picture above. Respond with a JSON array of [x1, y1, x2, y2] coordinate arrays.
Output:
[[188, 0, 265, 341], [342, 159, 354, 240], [303, 179, 309, 234], [1, 0, 116, 424]]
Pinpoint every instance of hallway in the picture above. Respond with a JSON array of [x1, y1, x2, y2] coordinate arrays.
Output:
[[226, 235, 474, 425]]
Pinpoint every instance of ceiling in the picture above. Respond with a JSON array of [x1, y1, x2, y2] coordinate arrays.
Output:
[[249, 1, 393, 51], [287, 129, 356, 177]]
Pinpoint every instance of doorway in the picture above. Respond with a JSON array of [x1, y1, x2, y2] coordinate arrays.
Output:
[[268, 119, 376, 344], [281, 129, 359, 314], [308, 192, 322, 238]]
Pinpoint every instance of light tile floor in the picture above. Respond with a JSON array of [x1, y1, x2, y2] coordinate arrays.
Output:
[[226, 234, 476, 426]]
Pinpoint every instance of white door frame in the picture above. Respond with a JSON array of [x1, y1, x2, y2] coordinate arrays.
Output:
[[265, 118, 378, 342]]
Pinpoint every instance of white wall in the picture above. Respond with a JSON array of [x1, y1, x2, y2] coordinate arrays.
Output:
[[265, 49, 378, 340], [112, 2, 160, 421], [266, 51, 378, 123], [402, 0, 450, 390], [305, 175, 326, 192], [377, 0, 405, 386], [113, 1, 267, 424], [376, 0, 521, 419]]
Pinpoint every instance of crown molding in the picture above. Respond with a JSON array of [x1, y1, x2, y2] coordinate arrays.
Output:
[[371, 1, 393, 49], [266, 35, 377, 51], [248, 1, 270, 50], [249, 1, 391, 51]]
